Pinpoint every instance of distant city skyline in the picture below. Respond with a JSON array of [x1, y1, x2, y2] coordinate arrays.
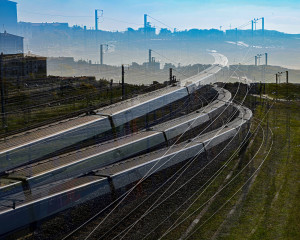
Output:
[[12, 0, 300, 34]]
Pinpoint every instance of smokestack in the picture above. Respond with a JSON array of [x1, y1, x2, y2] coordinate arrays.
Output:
[[262, 17, 265, 35], [149, 49, 152, 63], [265, 53, 268, 66], [255, 56, 258, 66], [144, 14, 147, 29]]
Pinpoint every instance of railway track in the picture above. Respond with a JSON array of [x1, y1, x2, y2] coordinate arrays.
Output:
[[0, 52, 241, 237], [0, 53, 227, 172]]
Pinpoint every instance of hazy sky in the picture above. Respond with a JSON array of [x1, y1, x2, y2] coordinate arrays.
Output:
[[15, 0, 300, 34]]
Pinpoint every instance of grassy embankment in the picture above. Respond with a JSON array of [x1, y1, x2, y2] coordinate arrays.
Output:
[[163, 84, 299, 240], [0, 80, 159, 135]]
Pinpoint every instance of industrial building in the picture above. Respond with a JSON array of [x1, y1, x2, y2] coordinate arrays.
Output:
[[0, 53, 47, 81], [143, 49, 160, 71], [0, 0, 18, 35], [0, 31, 23, 54], [142, 14, 156, 36]]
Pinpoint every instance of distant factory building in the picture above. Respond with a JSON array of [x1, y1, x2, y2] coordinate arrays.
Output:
[[47, 57, 75, 65], [140, 14, 156, 36], [143, 49, 160, 71], [18, 22, 69, 37], [143, 59, 160, 71], [0, 31, 23, 54], [18, 22, 69, 31], [0, 0, 18, 35], [0, 53, 47, 81]]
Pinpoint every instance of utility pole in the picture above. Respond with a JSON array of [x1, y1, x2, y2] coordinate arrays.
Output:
[[257, 54, 262, 65], [286, 71, 289, 100], [172, 75, 176, 84], [259, 81, 262, 102], [100, 44, 103, 65], [275, 73, 278, 99], [235, 28, 238, 46], [100, 44, 108, 65], [110, 79, 113, 104], [122, 65, 125, 100], [95, 9, 103, 31], [95, 10, 98, 31], [277, 71, 283, 84], [169, 68, 173, 85], [149, 49, 152, 63], [276, 72, 284, 100], [0, 53, 6, 130], [266, 99, 269, 146], [262, 17, 265, 36], [169, 68, 176, 85]]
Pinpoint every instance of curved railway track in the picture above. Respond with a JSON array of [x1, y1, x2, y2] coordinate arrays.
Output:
[[0, 53, 227, 172], [0, 52, 255, 238]]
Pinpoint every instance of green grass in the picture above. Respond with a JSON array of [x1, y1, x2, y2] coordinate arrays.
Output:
[[265, 83, 300, 101], [221, 101, 299, 240], [163, 96, 299, 240], [0, 83, 155, 135], [230, 65, 300, 84]]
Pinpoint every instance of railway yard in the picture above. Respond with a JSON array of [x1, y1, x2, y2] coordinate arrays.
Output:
[[0, 53, 299, 240]]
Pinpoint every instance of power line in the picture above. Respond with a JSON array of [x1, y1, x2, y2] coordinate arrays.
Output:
[[147, 14, 174, 30], [21, 10, 92, 18], [68, 49, 254, 239]]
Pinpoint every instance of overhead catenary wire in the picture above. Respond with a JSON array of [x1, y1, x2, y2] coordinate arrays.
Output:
[[69, 47, 253, 239], [141, 126, 253, 240], [85, 31, 260, 238], [21, 10, 143, 27], [156, 120, 264, 239], [114, 113, 249, 240], [158, 105, 274, 239], [146, 15, 175, 30], [113, 80, 252, 240], [62, 49, 241, 240], [185, 120, 273, 240], [85, 84, 236, 240], [0, 13, 270, 238], [61, 67, 228, 240], [32, 16, 258, 238]]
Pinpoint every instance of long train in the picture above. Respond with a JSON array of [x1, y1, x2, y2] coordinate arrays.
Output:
[[0, 53, 237, 236], [0, 87, 232, 198], [0, 101, 252, 236], [0, 53, 227, 172]]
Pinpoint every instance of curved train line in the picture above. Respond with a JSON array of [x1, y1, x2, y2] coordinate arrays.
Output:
[[0, 53, 227, 172], [0, 52, 256, 237], [0, 86, 231, 198], [0, 95, 252, 236], [66, 42, 256, 240]]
